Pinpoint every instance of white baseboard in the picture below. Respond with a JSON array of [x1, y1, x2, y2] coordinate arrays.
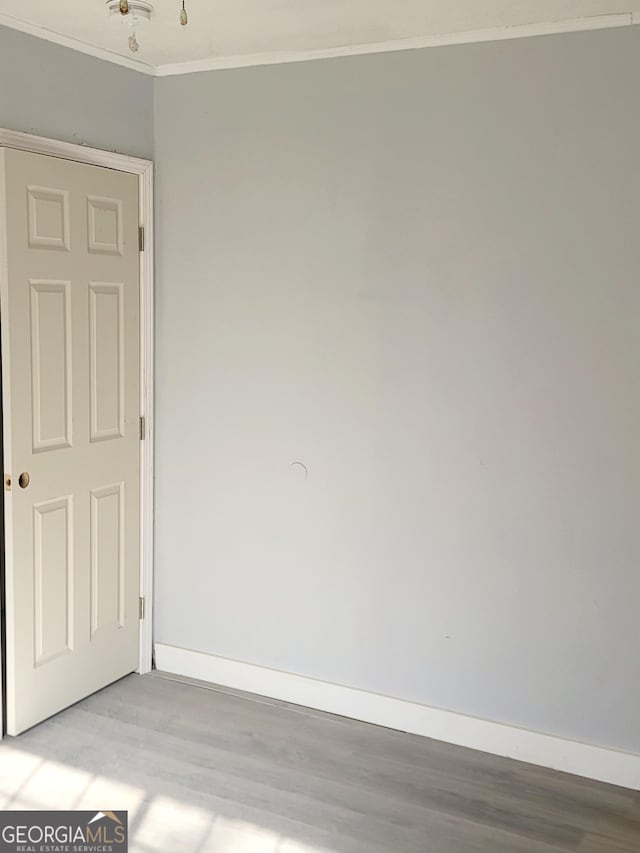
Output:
[[154, 643, 640, 791]]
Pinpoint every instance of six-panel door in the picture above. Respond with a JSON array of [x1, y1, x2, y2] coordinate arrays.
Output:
[[0, 147, 140, 735]]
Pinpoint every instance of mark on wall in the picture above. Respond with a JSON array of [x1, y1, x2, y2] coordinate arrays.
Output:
[[290, 462, 309, 481]]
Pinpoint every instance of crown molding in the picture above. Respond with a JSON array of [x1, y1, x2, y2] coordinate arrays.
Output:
[[0, 10, 155, 74], [0, 10, 636, 78], [155, 13, 635, 76]]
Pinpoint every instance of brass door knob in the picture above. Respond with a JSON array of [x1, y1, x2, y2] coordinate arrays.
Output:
[[18, 472, 30, 489]]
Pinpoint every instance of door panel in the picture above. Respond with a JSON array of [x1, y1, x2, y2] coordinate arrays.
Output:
[[30, 279, 72, 451], [33, 495, 73, 666], [0, 148, 140, 735], [89, 282, 125, 441], [90, 482, 125, 636]]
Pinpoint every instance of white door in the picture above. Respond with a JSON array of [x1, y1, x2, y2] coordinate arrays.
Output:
[[0, 148, 140, 735]]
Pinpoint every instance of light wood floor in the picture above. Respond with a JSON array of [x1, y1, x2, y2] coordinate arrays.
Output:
[[0, 673, 638, 852]]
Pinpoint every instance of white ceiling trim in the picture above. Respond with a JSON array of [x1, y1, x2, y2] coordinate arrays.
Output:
[[0, 9, 155, 74], [155, 12, 636, 76], [0, 10, 636, 77]]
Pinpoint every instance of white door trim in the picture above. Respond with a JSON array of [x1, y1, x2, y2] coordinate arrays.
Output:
[[0, 127, 154, 676]]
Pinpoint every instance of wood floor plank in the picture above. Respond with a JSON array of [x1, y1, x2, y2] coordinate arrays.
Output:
[[67, 705, 584, 849], [86, 674, 639, 847], [11, 714, 566, 853], [0, 673, 637, 853], [72, 682, 584, 843], [577, 834, 640, 853]]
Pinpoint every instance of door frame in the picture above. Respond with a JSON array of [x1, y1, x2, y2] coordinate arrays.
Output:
[[0, 127, 154, 681]]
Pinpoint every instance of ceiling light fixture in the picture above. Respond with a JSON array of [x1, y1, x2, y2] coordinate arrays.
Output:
[[107, 0, 188, 54], [107, 0, 153, 25]]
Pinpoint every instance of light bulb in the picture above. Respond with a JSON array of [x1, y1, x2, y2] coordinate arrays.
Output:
[[119, 0, 129, 14], [128, 31, 140, 52], [179, 1, 188, 25]]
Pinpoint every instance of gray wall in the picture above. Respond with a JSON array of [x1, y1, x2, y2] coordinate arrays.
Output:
[[0, 26, 153, 158], [154, 27, 640, 753]]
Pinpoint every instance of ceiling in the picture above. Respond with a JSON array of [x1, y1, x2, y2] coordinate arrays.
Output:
[[0, 0, 638, 76]]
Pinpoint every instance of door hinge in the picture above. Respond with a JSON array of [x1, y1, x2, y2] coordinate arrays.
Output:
[[138, 226, 145, 252], [139, 416, 146, 440], [139, 597, 145, 620]]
